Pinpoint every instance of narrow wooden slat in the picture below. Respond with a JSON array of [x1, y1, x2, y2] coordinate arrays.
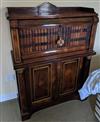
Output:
[[44, 28, 49, 50], [29, 29, 33, 53], [51, 27, 53, 49], [36, 29, 38, 51], [38, 28, 40, 51], [54, 27, 57, 49], [32, 29, 35, 51]]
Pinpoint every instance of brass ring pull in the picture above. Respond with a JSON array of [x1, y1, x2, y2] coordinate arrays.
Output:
[[57, 37, 64, 47]]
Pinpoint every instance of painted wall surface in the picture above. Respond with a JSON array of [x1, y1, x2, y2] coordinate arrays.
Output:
[[0, 2, 2, 101], [1, 0, 100, 102]]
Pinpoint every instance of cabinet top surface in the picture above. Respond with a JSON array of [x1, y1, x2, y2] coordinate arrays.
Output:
[[7, 2, 97, 20]]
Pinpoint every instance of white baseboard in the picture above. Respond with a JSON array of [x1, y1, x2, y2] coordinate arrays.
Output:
[[0, 92, 17, 102]]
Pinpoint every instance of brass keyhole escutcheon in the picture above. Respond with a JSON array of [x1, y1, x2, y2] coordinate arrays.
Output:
[[57, 37, 64, 47]]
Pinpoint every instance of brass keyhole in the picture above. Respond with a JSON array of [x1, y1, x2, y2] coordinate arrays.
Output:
[[57, 37, 64, 47]]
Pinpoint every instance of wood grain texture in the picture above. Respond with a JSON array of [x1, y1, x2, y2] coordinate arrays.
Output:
[[7, 2, 99, 121], [11, 28, 21, 63]]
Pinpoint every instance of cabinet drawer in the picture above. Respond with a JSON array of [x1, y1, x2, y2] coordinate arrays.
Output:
[[19, 23, 91, 55]]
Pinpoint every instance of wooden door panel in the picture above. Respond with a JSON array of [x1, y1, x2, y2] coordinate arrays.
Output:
[[33, 66, 50, 100], [30, 63, 52, 104], [60, 59, 79, 96]]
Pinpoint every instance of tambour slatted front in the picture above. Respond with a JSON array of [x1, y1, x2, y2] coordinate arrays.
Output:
[[7, 2, 99, 121], [18, 23, 92, 57], [19, 26, 58, 54]]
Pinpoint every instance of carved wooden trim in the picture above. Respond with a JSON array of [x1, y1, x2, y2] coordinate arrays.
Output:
[[7, 4, 98, 20], [35, 2, 58, 16], [16, 68, 28, 113], [11, 29, 21, 63], [18, 18, 93, 28]]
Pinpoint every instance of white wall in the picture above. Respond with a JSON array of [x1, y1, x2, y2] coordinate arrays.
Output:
[[1, 0, 100, 102], [0, 1, 2, 102]]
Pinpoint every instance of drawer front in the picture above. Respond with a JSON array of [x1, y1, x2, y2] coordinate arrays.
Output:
[[19, 23, 92, 56]]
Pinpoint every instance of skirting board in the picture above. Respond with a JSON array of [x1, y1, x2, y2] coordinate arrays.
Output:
[[0, 92, 17, 102]]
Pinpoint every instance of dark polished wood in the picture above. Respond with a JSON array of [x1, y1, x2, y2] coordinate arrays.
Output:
[[7, 2, 99, 121]]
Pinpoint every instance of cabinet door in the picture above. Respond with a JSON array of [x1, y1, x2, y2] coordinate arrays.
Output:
[[29, 63, 54, 106], [59, 59, 79, 96]]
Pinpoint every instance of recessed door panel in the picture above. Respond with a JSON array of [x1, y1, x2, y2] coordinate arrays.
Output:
[[60, 59, 79, 96], [30, 63, 52, 104]]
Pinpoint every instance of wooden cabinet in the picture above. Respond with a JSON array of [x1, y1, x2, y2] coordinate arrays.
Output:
[[7, 2, 99, 121], [29, 58, 80, 105]]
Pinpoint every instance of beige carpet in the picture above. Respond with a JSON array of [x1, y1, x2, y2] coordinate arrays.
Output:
[[0, 98, 98, 122]]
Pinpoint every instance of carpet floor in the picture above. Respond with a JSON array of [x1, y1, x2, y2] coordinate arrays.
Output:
[[0, 98, 98, 122]]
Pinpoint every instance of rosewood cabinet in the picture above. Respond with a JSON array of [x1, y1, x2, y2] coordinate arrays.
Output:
[[7, 2, 99, 121]]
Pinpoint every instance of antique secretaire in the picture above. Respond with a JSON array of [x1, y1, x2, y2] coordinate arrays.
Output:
[[7, 2, 99, 121]]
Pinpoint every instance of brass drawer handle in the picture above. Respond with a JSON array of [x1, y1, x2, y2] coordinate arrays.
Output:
[[57, 37, 64, 47]]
